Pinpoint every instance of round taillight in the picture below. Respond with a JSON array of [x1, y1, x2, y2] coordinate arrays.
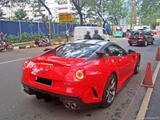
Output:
[[24, 61, 28, 67], [75, 69, 85, 80]]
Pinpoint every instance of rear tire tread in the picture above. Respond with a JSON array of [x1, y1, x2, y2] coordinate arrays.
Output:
[[100, 73, 117, 108], [134, 57, 140, 74]]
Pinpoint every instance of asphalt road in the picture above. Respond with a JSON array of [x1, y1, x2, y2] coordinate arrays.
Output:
[[0, 37, 160, 120]]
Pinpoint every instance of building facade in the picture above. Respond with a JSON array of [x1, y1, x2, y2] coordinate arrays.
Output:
[[1, 0, 72, 22]]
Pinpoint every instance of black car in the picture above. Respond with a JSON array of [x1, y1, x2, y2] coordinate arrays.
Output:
[[128, 31, 154, 46]]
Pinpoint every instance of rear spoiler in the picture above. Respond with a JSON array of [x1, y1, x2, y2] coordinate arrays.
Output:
[[41, 44, 64, 56]]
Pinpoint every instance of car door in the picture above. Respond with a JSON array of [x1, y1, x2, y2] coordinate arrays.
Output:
[[106, 44, 133, 83]]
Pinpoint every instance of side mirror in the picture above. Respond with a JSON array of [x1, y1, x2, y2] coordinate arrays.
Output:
[[96, 51, 106, 57], [128, 49, 135, 54], [44, 48, 52, 51]]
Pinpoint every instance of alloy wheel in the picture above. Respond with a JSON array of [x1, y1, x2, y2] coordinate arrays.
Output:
[[105, 77, 116, 103]]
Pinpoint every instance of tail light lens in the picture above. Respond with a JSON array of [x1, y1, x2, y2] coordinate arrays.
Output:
[[24, 61, 29, 67], [74, 69, 85, 81], [23, 61, 29, 70], [23, 60, 32, 68], [140, 36, 144, 40]]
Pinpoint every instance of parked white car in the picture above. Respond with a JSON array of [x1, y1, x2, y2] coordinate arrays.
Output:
[[73, 26, 109, 40], [133, 25, 151, 32]]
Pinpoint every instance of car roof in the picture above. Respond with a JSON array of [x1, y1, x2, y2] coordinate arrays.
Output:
[[75, 26, 103, 29], [70, 39, 109, 46]]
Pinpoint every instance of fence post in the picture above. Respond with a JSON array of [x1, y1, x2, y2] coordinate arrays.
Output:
[[57, 23, 59, 40], [19, 20, 22, 41], [38, 21, 40, 35], [72, 20, 73, 37], [53, 23, 55, 34]]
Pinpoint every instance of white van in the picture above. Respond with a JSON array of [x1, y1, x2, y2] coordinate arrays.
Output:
[[133, 25, 151, 32], [73, 26, 109, 40]]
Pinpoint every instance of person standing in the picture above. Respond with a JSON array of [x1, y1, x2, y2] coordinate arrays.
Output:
[[92, 30, 104, 40], [65, 29, 69, 42]]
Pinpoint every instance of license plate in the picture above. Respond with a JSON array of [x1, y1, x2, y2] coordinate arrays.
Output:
[[36, 77, 52, 86]]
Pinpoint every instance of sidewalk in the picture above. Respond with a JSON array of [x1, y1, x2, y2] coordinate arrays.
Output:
[[12, 41, 65, 50]]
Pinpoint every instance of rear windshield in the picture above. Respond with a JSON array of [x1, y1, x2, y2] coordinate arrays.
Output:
[[55, 43, 100, 58], [131, 32, 143, 36]]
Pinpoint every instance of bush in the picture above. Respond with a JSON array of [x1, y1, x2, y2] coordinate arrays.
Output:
[[60, 32, 66, 38], [7, 35, 19, 43], [7, 32, 45, 43]]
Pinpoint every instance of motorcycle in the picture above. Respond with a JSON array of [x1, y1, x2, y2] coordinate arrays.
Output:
[[0, 40, 13, 52], [34, 36, 51, 47]]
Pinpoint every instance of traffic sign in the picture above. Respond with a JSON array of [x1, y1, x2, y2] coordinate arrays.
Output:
[[59, 13, 73, 22], [157, 19, 160, 23]]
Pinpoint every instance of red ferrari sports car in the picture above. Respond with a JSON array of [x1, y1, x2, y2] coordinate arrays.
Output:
[[22, 40, 140, 110]]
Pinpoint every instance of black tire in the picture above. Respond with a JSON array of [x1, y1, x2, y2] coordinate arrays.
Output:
[[101, 73, 117, 108], [134, 57, 140, 74], [151, 39, 154, 45]]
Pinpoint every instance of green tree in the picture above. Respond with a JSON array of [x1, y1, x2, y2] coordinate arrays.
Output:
[[71, 0, 89, 25], [0, 0, 29, 8], [140, 0, 160, 26], [13, 8, 27, 21], [0, 0, 8, 19], [38, 0, 53, 39], [9, 0, 54, 38], [86, 0, 104, 26], [106, 0, 128, 25], [88, 0, 128, 26], [0, 0, 30, 20], [0, 0, 9, 7], [128, 11, 136, 25], [56, 0, 91, 25]]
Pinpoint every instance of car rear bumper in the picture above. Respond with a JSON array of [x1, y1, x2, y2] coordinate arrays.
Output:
[[22, 82, 100, 110], [21, 71, 101, 104], [22, 82, 83, 103], [128, 40, 145, 45]]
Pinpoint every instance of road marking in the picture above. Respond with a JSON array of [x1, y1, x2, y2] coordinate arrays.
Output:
[[136, 61, 160, 120], [0, 57, 29, 65]]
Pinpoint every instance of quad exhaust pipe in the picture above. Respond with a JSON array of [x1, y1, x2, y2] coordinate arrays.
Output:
[[64, 102, 71, 109], [64, 101, 79, 110], [70, 102, 78, 110]]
